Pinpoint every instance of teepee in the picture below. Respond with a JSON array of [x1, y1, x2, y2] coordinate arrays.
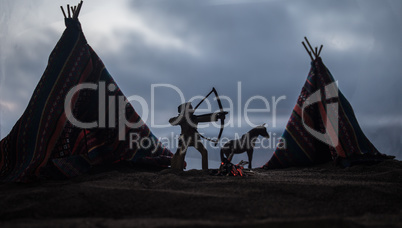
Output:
[[264, 38, 392, 169], [0, 2, 172, 182]]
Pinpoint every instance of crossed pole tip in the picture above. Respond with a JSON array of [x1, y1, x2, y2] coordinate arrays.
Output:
[[302, 37, 324, 61], [60, 1, 84, 19]]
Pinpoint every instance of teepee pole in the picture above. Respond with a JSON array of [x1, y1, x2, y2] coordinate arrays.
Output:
[[67, 4, 71, 18], [74, 1, 84, 19], [302, 37, 323, 61], [317, 45, 323, 56], [60, 6, 67, 18], [71, 6, 75, 15], [304, 37, 317, 58], [61, 1, 84, 21], [302, 41, 314, 61]]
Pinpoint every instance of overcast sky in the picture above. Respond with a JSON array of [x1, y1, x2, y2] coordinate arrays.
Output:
[[0, 0, 401, 166]]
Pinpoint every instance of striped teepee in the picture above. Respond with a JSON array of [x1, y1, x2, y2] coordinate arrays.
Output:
[[0, 2, 172, 182], [264, 38, 392, 169]]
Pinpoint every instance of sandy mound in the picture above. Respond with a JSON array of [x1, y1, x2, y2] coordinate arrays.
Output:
[[1, 160, 401, 227]]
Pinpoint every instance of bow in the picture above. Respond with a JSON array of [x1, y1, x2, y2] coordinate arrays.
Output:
[[194, 87, 227, 146]]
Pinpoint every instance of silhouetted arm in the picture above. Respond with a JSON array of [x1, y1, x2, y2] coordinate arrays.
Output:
[[196, 112, 226, 123], [169, 116, 181, 126]]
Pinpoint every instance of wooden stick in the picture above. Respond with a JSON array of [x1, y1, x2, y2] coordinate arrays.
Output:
[[72, 4, 77, 19], [67, 4, 71, 18], [60, 6, 67, 18], [304, 37, 317, 58], [79, 1, 84, 13], [302, 41, 314, 61], [317, 45, 323, 56], [315, 47, 318, 56], [76, 3, 81, 18], [73, 6, 77, 19], [74, 1, 83, 19], [71, 6, 75, 15]]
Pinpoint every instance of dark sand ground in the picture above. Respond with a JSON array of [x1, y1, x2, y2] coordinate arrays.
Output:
[[0, 159, 401, 228]]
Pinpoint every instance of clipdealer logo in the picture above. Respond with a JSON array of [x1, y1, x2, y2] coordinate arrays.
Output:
[[63, 81, 288, 150], [301, 81, 339, 148]]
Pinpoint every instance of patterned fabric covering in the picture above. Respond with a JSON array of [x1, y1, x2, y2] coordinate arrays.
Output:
[[0, 19, 172, 182], [264, 57, 391, 169]]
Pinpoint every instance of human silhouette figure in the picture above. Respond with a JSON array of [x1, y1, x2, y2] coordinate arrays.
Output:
[[169, 102, 226, 170]]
